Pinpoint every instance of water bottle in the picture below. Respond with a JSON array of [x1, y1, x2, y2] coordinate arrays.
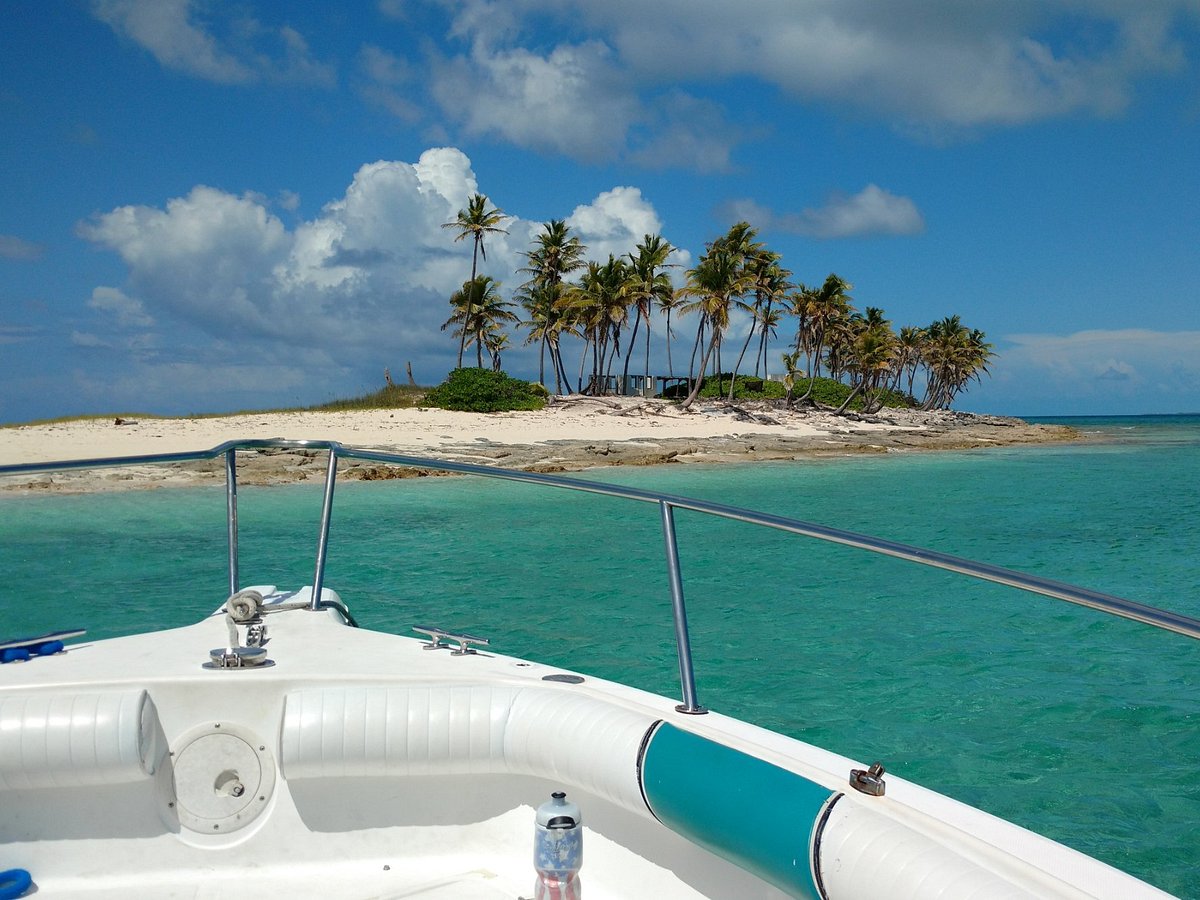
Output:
[[534, 791, 582, 898]]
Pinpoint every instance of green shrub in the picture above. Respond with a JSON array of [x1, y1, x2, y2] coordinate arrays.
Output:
[[793, 376, 916, 410], [698, 374, 787, 400], [661, 374, 785, 400], [423, 368, 548, 412]]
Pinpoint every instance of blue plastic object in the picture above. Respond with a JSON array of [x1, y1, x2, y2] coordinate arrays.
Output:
[[0, 868, 32, 899], [640, 723, 834, 899], [0, 629, 82, 663]]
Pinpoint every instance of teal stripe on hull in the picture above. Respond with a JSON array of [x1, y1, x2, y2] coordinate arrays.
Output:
[[640, 723, 834, 898]]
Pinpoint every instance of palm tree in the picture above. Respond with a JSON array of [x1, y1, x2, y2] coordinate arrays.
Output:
[[522, 220, 585, 292], [920, 317, 994, 409], [892, 325, 927, 400], [565, 255, 630, 394], [656, 288, 683, 378], [730, 249, 790, 399], [794, 273, 853, 404], [835, 308, 897, 414], [755, 306, 784, 379], [487, 331, 510, 372], [442, 276, 517, 368], [780, 349, 803, 406], [835, 325, 897, 414], [517, 282, 557, 388], [622, 234, 676, 394], [701, 223, 762, 400], [520, 220, 586, 394], [678, 244, 754, 409], [442, 194, 509, 366]]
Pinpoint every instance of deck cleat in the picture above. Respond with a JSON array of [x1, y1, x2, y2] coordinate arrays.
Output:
[[849, 761, 887, 796]]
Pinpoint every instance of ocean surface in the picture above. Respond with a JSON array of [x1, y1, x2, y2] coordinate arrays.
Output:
[[3, 413, 1198, 896]]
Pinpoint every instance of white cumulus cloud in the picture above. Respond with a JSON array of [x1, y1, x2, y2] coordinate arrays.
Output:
[[78, 185, 292, 336], [76, 147, 682, 389], [430, 40, 638, 162], [568, 187, 662, 262]]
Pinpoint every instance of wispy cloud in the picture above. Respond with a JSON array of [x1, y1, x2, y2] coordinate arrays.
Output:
[[977, 329, 1200, 413], [88, 286, 154, 328], [65, 357, 316, 415], [628, 91, 746, 173], [569, 0, 1194, 129], [91, 0, 334, 86], [357, 45, 421, 122], [0, 325, 39, 345], [0, 234, 44, 260], [721, 185, 925, 238]]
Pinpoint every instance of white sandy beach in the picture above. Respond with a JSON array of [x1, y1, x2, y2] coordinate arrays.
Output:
[[0, 398, 854, 464], [0, 398, 1074, 493]]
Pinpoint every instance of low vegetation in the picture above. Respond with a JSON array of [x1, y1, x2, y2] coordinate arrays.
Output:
[[421, 368, 547, 413], [662, 373, 916, 411], [311, 383, 427, 412]]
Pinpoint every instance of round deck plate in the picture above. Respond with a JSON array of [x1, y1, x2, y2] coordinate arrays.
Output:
[[166, 722, 276, 834]]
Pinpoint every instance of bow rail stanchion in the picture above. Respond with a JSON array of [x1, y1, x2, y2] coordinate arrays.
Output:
[[661, 500, 706, 715], [310, 447, 339, 612], [225, 448, 239, 598]]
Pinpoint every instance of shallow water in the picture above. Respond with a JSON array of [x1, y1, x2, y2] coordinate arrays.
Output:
[[2, 415, 1198, 895]]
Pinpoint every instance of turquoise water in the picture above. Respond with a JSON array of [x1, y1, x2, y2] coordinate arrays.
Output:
[[2, 415, 1199, 896]]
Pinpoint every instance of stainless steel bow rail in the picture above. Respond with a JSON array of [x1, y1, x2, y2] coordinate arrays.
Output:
[[5, 438, 1200, 714]]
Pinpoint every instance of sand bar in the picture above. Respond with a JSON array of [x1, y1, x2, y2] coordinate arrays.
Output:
[[0, 397, 1076, 494]]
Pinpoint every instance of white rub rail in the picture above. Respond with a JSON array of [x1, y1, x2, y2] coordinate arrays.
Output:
[[5, 438, 1200, 714]]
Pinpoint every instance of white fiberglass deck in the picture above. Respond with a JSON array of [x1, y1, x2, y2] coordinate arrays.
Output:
[[0, 587, 1174, 899]]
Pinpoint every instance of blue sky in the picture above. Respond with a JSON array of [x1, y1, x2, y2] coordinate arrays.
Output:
[[2, 1, 1199, 423]]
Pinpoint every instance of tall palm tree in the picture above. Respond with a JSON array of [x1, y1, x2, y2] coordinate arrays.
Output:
[[678, 244, 754, 409], [517, 282, 558, 389], [794, 273, 853, 404], [442, 194, 509, 366], [520, 221, 586, 394], [655, 288, 684, 379], [755, 306, 783, 379], [565, 255, 630, 394], [823, 309, 860, 383], [920, 317, 994, 409], [622, 233, 676, 394], [702, 223, 762, 399], [892, 325, 927, 400], [835, 322, 898, 414], [730, 249, 790, 399], [441, 276, 517, 368], [522, 220, 585, 292]]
